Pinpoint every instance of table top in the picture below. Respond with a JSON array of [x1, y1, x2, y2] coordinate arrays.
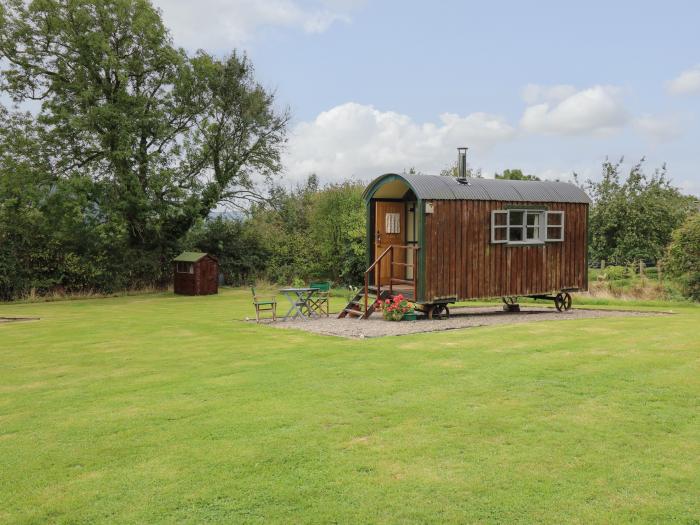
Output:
[[279, 287, 318, 293]]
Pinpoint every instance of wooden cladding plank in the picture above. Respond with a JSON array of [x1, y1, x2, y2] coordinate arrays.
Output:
[[449, 201, 456, 296], [440, 202, 446, 297], [468, 199, 475, 298], [455, 201, 461, 299], [489, 205, 496, 297], [464, 200, 472, 298], [475, 201, 481, 299], [460, 200, 466, 297]]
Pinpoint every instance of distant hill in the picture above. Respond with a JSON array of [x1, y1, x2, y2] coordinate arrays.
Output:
[[208, 210, 244, 221]]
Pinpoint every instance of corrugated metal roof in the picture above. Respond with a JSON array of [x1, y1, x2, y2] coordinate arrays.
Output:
[[173, 251, 208, 262], [364, 173, 591, 203]]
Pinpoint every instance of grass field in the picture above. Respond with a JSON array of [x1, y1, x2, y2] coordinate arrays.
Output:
[[1, 290, 699, 524]]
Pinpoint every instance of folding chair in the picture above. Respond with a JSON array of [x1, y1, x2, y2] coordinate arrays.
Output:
[[251, 286, 277, 323], [308, 281, 331, 317]]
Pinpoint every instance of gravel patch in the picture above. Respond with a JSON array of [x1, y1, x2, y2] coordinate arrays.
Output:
[[257, 306, 668, 339], [0, 316, 40, 324]]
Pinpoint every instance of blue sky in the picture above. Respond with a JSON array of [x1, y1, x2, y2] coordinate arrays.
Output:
[[49, 1, 700, 192]]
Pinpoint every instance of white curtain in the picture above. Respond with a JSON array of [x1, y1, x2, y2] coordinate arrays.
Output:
[[385, 213, 401, 234]]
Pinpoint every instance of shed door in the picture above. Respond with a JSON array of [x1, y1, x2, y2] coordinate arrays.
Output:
[[205, 260, 217, 294], [375, 201, 405, 286]]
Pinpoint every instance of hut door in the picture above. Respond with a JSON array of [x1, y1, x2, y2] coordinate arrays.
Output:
[[375, 201, 405, 286]]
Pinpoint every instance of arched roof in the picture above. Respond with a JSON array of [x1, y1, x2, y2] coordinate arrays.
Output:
[[363, 173, 591, 204]]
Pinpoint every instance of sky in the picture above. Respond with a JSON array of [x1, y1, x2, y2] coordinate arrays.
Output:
[[24, 1, 700, 193]]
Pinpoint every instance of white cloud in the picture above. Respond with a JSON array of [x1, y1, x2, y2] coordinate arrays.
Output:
[[679, 178, 700, 197], [634, 114, 683, 143], [285, 102, 515, 182], [520, 85, 629, 136], [152, 0, 359, 49], [521, 84, 577, 105], [667, 65, 700, 96]]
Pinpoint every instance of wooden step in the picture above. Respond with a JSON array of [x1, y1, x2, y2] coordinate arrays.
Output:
[[348, 299, 371, 308], [338, 286, 391, 319]]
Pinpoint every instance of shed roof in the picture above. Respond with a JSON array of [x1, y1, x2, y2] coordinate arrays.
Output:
[[173, 251, 209, 263], [364, 173, 591, 204]]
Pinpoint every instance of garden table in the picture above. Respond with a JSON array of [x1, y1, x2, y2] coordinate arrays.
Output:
[[279, 287, 320, 321]]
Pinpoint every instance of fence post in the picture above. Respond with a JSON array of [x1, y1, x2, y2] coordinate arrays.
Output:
[[601, 259, 606, 270], [639, 260, 645, 278]]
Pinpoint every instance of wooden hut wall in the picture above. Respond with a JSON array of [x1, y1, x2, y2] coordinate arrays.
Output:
[[423, 200, 588, 301]]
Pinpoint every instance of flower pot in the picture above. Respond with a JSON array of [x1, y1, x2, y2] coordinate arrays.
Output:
[[403, 312, 417, 321]]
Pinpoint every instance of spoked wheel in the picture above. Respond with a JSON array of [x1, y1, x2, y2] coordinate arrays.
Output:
[[554, 292, 572, 312], [427, 304, 450, 320], [502, 296, 518, 306]]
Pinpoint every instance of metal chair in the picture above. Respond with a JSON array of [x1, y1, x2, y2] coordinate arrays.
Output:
[[251, 286, 277, 323], [308, 281, 331, 317]]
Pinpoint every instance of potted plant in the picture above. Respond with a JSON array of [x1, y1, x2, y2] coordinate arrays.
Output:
[[376, 294, 415, 321]]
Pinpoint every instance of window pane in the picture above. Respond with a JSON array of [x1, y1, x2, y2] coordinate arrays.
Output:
[[547, 226, 563, 240], [527, 226, 540, 240], [509, 211, 524, 225], [406, 203, 415, 242], [493, 212, 507, 226], [385, 213, 401, 234], [494, 227, 507, 242], [527, 212, 540, 226], [509, 226, 524, 242], [547, 212, 562, 225]]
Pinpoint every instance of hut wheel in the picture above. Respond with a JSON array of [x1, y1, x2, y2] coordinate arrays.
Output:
[[428, 304, 450, 320], [502, 296, 518, 306], [554, 292, 572, 312]]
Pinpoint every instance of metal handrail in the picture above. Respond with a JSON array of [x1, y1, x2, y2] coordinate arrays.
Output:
[[364, 245, 420, 313]]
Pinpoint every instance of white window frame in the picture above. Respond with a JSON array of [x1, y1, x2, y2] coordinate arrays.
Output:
[[545, 211, 565, 242], [491, 210, 508, 243], [491, 209, 565, 245]]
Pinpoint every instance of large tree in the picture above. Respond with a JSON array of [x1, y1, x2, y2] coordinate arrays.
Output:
[[0, 0, 287, 283], [663, 212, 700, 300], [582, 158, 696, 265]]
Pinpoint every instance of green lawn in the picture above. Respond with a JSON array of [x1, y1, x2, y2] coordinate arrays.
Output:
[[1, 290, 698, 524]]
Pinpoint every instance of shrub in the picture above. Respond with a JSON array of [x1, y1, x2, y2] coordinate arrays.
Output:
[[601, 265, 627, 280], [663, 213, 700, 301]]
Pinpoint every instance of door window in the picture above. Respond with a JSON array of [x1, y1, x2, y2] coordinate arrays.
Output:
[[385, 212, 401, 234]]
